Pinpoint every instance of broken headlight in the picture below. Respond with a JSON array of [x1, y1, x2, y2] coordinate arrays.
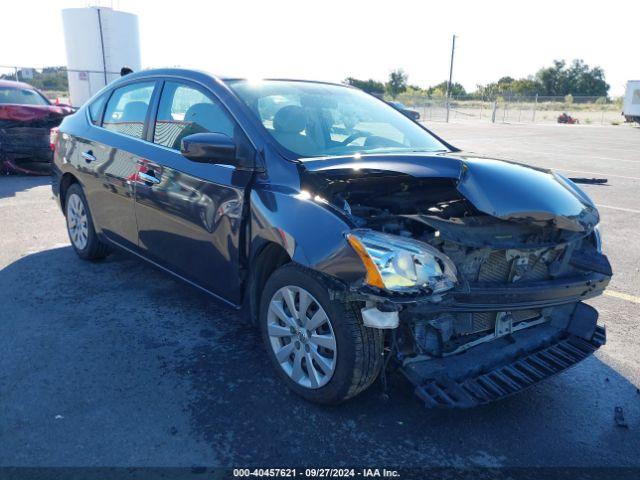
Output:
[[346, 229, 457, 293]]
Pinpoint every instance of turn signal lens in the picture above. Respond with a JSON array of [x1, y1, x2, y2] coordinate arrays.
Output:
[[346, 234, 385, 289], [346, 229, 457, 293]]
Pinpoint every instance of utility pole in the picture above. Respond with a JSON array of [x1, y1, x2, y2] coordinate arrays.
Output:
[[445, 34, 456, 123]]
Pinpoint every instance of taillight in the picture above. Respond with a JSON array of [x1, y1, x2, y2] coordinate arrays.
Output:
[[50, 127, 59, 151]]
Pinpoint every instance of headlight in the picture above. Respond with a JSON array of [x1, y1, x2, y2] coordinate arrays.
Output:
[[346, 229, 457, 293]]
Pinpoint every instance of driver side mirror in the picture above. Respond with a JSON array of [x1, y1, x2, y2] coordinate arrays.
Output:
[[180, 132, 237, 165]]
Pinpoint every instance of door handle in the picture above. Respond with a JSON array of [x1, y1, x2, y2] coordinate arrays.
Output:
[[81, 151, 96, 163], [138, 171, 160, 185]]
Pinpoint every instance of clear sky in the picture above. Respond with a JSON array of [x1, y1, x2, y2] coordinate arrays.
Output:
[[2, 0, 637, 96]]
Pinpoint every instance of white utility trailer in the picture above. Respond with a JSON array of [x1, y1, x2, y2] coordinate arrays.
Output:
[[622, 80, 640, 123]]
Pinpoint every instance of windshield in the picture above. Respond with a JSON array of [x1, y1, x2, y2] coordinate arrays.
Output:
[[0, 86, 50, 106], [228, 80, 447, 158]]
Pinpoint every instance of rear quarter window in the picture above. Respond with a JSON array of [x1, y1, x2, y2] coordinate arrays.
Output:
[[88, 94, 107, 125]]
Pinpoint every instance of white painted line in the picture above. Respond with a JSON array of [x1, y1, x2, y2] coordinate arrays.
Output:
[[596, 203, 640, 213], [604, 290, 640, 305], [595, 204, 640, 214]]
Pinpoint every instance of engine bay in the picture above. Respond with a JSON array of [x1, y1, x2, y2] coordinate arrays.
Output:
[[301, 161, 608, 358]]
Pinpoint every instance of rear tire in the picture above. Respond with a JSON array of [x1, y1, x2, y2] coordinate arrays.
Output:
[[259, 263, 384, 404], [64, 183, 110, 261]]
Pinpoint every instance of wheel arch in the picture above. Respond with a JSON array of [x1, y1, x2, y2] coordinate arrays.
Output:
[[245, 241, 292, 324], [247, 188, 367, 286], [59, 172, 80, 209]]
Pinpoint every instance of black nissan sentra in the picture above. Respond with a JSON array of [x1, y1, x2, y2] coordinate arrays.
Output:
[[51, 69, 611, 408]]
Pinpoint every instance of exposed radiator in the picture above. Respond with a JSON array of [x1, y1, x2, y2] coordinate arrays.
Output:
[[467, 250, 551, 334]]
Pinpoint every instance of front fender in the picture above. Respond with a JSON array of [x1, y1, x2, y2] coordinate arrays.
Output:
[[249, 186, 366, 283]]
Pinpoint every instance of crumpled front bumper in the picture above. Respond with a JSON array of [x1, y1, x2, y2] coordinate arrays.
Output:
[[352, 247, 611, 407], [401, 302, 605, 408]]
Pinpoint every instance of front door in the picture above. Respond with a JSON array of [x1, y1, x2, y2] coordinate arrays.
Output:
[[135, 80, 253, 304]]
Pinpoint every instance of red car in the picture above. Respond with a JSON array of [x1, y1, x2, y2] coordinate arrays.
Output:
[[0, 80, 73, 175]]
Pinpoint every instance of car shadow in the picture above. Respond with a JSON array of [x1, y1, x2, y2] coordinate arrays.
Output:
[[1, 245, 639, 468], [0, 174, 51, 199]]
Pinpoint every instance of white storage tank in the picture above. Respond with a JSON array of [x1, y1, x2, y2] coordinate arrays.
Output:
[[62, 6, 141, 107]]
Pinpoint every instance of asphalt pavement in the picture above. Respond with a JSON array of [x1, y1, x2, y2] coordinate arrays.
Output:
[[1, 122, 639, 470]]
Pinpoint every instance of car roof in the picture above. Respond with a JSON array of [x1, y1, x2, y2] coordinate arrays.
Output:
[[113, 68, 352, 89]]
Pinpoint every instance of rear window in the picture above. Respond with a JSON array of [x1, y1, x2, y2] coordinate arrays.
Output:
[[0, 86, 50, 106], [102, 82, 155, 139]]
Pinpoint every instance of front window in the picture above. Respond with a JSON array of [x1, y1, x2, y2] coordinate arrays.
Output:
[[153, 82, 235, 150], [228, 80, 446, 158], [0, 86, 50, 106]]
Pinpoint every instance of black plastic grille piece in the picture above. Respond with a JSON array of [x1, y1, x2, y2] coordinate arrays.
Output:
[[414, 326, 605, 408]]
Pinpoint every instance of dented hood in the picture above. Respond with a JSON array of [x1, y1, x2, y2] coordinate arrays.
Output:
[[301, 152, 599, 233], [0, 104, 74, 123]]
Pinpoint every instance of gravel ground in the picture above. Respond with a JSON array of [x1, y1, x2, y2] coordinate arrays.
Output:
[[1, 123, 639, 469]]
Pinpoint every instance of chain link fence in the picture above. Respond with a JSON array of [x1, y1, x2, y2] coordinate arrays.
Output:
[[0, 65, 70, 103], [394, 94, 625, 126], [1, 65, 626, 125], [1, 65, 120, 106]]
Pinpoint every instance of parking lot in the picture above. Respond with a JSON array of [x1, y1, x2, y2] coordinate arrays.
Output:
[[1, 122, 639, 469]]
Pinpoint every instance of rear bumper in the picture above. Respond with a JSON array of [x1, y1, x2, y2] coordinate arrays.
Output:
[[401, 303, 605, 408]]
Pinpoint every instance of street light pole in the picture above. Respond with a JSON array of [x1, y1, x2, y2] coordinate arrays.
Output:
[[445, 34, 456, 123]]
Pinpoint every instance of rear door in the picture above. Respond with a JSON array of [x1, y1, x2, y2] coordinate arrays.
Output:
[[78, 80, 158, 248], [134, 79, 254, 304]]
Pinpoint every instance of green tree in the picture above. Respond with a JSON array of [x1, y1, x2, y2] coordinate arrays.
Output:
[[497, 76, 515, 87], [343, 77, 385, 95], [536, 59, 609, 96], [510, 78, 543, 96], [480, 77, 543, 97], [536, 60, 569, 96], [385, 69, 408, 99], [427, 81, 466, 97], [0, 66, 68, 93], [567, 60, 608, 97]]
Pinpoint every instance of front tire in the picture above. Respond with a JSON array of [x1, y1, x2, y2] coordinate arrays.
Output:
[[259, 264, 384, 404], [64, 183, 110, 261]]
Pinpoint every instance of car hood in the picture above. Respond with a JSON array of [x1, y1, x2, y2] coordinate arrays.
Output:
[[0, 104, 74, 123], [301, 152, 599, 233]]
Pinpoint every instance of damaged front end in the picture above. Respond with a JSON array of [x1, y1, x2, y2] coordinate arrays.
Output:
[[302, 153, 612, 408]]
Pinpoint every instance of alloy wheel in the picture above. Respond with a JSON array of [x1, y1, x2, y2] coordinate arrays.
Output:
[[66, 193, 89, 250], [267, 285, 337, 389]]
